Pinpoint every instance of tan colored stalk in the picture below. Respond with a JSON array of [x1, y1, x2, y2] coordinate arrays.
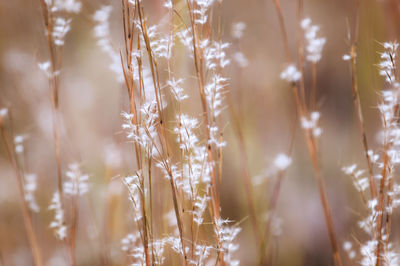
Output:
[[121, 0, 142, 169], [270, 1, 342, 264], [374, 30, 399, 266], [69, 196, 78, 266], [121, 2, 189, 264], [120, 3, 152, 264], [385, 170, 394, 247], [139, 172, 151, 266], [258, 114, 296, 265], [38, 0, 64, 197], [296, 1, 307, 110], [383, 105, 400, 249], [37, 1, 78, 264], [183, 1, 226, 264], [0, 119, 43, 266], [272, 0, 291, 63], [226, 93, 261, 244], [138, 6, 189, 266], [185, 0, 222, 221], [256, 1, 298, 263], [225, 4, 263, 253], [349, 47, 377, 199], [306, 135, 342, 266], [167, 3, 195, 262], [375, 144, 390, 266], [348, 0, 377, 199], [297, 1, 342, 265], [310, 62, 317, 110]]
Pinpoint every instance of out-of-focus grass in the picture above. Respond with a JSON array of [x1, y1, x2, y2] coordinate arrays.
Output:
[[0, 0, 399, 265]]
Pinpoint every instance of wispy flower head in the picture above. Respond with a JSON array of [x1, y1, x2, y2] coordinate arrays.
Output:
[[204, 41, 230, 70], [123, 172, 144, 222], [63, 163, 89, 196], [164, 0, 173, 9], [168, 78, 188, 102], [301, 17, 326, 63], [301, 111, 323, 137], [52, 18, 71, 46], [342, 164, 369, 192], [24, 173, 40, 213], [193, 195, 210, 225], [342, 54, 351, 61], [14, 135, 27, 154], [233, 51, 248, 68], [231, 22, 246, 39], [0, 108, 8, 119], [93, 6, 124, 82], [214, 218, 241, 265], [205, 74, 227, 117], [49, 191, 67, 240], [46, 0, 82, 13], [274, 153, 292, 170], [175, 114, 199, 151], [141, 25, 174, 59], [121, 103, 159, 158], [193, 0, 215, 24], [280, 64, 301, 83], [378, 42, 398, 84], [343, 241, 356, 259]]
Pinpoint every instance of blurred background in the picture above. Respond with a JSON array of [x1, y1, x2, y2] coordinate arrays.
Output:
[[1, 0, 400, 265]]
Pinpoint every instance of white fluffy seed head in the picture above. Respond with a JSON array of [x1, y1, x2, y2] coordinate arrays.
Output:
[[342, 54, 351, 61], [0, 108, 8, 126], [343, 241, 352, 251], [63, 163, 89, 196], [301, 17, 326, 63], [274, 153, 292, 170], [233, 52, 248, 68], [0, 108, 8, 119], [231, 22, 246, 39], [280, 64, 301, 83]]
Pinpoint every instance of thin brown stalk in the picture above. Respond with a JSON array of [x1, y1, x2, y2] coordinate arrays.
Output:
[[258, 112, 297, 265], [120, 4, 152, 264], [0, 122, 43, 266], [383, 108, 400, 246], [38, 2, 77, 264], [296, 0, 307, 110], [297, 1, 342, 265], [272, 0, 291, 62], [184, 3, 223, 240], [133, 2, 189, 265], [349, 46, 377, 199], [306, 136, 342, 266], [310, 62, 317, 110], [38, 0, 64, 197], [375, 144, 390, 266], [348, 0, 377, 199], [271, 1, 342, 264], [227, 15, 262, 251], [139, 173, 151, 266], [69, 197, 78, 266], [148, 157, 155, 266], [185, 1, 225, 263], [385, 174, 394, 247], [226, 92, 261, 244]]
